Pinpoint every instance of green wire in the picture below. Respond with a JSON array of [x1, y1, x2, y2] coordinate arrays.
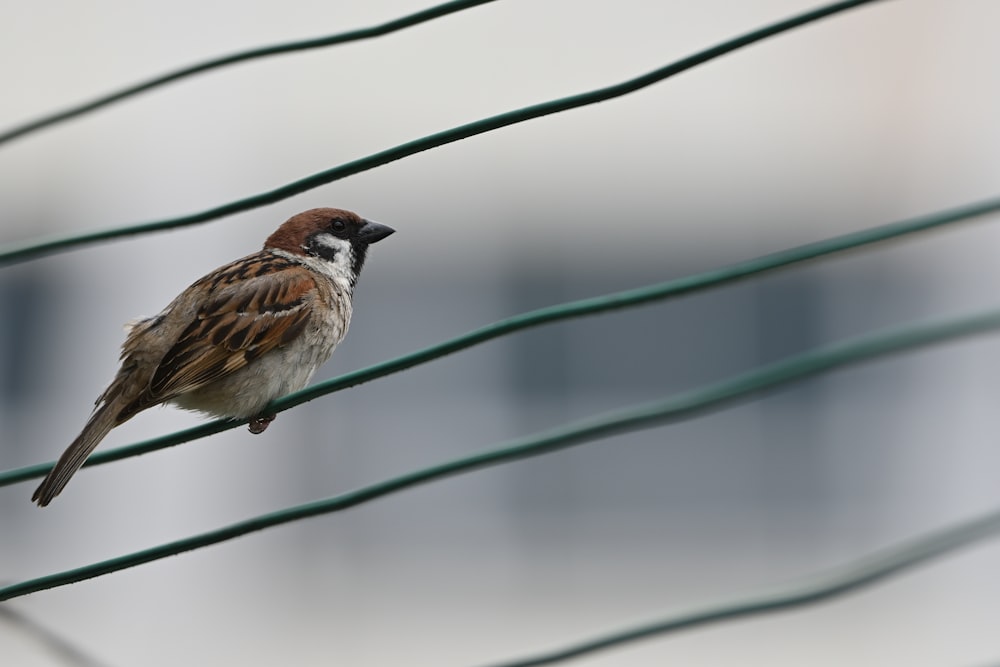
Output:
[[0, 0, 501, 146], [1, 195, 997, 488], [478, 508, 1000, 666], [0, 0, 886, 266], [1, 2, 987, 663], [3, 306, 1000, 601]]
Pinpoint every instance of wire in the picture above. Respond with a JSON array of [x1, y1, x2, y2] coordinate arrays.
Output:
[[1, 195, 996, 489], [3, 305, 1000, 601], [0, 0, 501, 147], [0, 0, 887, 266], [475, 509, 1000, 667], [1, 1, 988, 664]]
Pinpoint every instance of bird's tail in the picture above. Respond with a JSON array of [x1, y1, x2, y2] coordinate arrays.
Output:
[[32, 402, 120, 507]]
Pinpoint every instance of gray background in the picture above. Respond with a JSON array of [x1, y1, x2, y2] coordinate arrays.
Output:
[[2, 1, 1000, 665]]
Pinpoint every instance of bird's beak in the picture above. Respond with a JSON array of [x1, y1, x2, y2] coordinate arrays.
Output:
[[359, 220, 395, 244]]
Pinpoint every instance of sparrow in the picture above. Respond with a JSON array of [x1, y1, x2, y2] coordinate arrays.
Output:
[[32, 207, 394, 506]]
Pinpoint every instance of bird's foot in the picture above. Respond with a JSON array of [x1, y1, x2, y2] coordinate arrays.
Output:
[[248, 413, 276, 434]]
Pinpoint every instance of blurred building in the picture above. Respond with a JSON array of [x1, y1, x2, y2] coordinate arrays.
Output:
[[2, 1, 1000, 665]]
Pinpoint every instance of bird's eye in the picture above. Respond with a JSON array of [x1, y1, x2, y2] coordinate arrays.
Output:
[[331, 218, 347, 233]]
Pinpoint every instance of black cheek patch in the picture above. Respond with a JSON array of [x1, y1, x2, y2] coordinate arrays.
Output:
[[306, 233, 339, 261]]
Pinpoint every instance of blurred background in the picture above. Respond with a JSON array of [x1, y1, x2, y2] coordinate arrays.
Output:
[[3, 1, 1000, 665]]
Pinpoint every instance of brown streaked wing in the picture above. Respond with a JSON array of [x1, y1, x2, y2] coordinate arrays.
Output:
[[145, 266, 316, 402]]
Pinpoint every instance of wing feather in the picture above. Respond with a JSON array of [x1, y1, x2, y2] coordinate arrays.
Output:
[[120, 263, 317, 418]]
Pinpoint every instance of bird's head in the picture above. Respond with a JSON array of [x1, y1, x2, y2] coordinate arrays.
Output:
[[265, 208, 395, 286]]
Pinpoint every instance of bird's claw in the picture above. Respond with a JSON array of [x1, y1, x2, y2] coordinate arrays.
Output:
[[248, 414, 276, 434]]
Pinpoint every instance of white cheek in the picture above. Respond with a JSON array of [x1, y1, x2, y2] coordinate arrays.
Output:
[[311, 233, 355, 272], [272, 246, 355, 295]]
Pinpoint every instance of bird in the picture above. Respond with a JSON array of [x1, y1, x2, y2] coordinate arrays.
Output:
[[32, 207, 394, 506]]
